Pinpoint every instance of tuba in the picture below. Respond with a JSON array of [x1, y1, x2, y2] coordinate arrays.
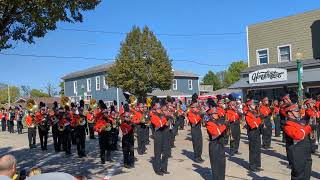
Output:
[[61, 96, 70, 109]]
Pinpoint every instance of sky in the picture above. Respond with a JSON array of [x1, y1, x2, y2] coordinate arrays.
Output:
[[0, 0, 319, 90]]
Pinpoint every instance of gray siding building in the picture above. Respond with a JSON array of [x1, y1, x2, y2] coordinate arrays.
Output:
[[231, 9, 320, 100], [62, 63, 199, 105]]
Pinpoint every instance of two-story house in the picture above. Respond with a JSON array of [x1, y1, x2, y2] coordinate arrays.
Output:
[[61, 63, 199, 106], [230, 9, 320, 100]]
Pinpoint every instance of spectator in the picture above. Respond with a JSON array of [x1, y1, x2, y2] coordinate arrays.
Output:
[[28, 168, 41, 177], [0, 154, 17, 180], [17, 169, 27, 180], [26, 172, 76, 180]]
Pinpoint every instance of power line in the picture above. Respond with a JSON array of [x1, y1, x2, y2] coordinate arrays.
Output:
[[0, 52, 229, 67], [59, 28, 246, 37]]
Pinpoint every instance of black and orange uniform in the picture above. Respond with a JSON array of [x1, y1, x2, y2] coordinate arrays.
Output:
[[36, 111, 50, 150], [63, 110, 73, 155], [225, 107, 241, 155], [132, 108, 147, 155], [50, 110, 61, 152], [87, 111, 96, 139], [273, 104, 281, 137], [206, 109, 227, 180], [167, 104, 178, 149], [280, 95, 291, 142], [120, 113, 135, 168], [187, 104, 204, 163], [284, 104, 312, 180], [150, 109, 170, 175], [259, 102, 272, 149], [72, 113, 87, 157], [304, 100, 319, 153], [94, 115, 114, 164], [8, 109, 15, 133], [245, 101, 262, 172], [1, 112, 6, 131], [26, 113, 37, 149]]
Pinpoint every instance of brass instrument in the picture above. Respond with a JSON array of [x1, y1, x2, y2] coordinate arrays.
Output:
[[58, 123, 65, 132], [78, 116, 86, 126], [310, 112, 319, 145]]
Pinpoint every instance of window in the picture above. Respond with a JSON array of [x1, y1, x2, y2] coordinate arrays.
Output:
[[188, 80, 193, 90], [73, 81, 77, 94], [278, 45, 291, 62], [87, 78, 91, 92], [96, 76, 100, 91], [103, 76, 109, 89], [172, 79, 177, 90], [256, 48, 269, 65]]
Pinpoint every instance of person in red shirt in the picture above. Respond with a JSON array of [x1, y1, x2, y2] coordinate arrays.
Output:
[[284, 103, 314, 180], [205, 100, 227, 180], [187, 93, 204, 164], [244, 99, 263, 172], [303, 98, 319, 154], [259, 97, 272, 149], [131, 103, 147, 155], [280, 94, 292, 142]]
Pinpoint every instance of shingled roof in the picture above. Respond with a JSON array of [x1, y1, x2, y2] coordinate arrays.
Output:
[[61, 63, 198, 80]]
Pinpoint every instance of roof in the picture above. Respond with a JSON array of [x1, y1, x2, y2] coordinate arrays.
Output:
[[148, 89, 192, 98], [61, 63, 113, 80], [61, 63, 198, 80], [241, 59, 320, 75], [230, 66, 320, 89]]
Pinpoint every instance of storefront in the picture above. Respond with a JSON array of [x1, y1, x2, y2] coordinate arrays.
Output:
[[229, 59, 320, 101]]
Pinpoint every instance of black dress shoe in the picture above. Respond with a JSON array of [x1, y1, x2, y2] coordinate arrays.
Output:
[[124, 164, 130, 168], [155, 171, 164, 176], [249, 168, 258, 172], [235, 151, 242, 155], [256, 167, 264, 172], [162, 170, 170, 174], [195, 158, 204, 163]]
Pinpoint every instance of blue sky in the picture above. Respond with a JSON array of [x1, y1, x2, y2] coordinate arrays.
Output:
[[0, 0, 319, 90]]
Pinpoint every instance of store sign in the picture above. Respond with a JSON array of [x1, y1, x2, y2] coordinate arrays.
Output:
[[249, 68, 287, 84]]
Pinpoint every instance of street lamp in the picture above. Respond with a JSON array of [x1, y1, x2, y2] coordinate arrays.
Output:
[[296, 51, 303, 103]]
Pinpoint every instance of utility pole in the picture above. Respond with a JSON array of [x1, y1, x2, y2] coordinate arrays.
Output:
[[8, 84, 11, 108]]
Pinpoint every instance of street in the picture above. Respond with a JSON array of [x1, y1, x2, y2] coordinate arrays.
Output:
[[1, 126, 320, 180]]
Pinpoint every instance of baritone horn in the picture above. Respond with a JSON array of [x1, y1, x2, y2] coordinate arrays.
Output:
[[310, 116, 319, 145]]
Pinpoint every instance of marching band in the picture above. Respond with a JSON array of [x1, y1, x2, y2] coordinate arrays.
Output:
[[0, 92, 320, 180]]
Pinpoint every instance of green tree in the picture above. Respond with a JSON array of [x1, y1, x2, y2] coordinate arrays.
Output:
[[30, 89, 49, 97], [224, 61, 248, 87], [107, 26, 173, 99], [59, 82, 65, 96], [0, 85, 20, 104], [0, 0, 101, 50], [202, 70, 221, 90]]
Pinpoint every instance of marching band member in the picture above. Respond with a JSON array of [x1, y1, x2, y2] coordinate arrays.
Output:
[[25, 111, 37, 149], [244, 99, 263, 172], [36, 103, 50, 151], [205, 98, 227, 180], [225, 95, 241, 156], [8, 107, 15, 133], [73, 103, 87, 158], [150, 98, 170, 176], [132, 102, 147, 155], [304, 98, 318, 154], [281, 94, 293, 167], [120, 112, 135, 168], [94, 101, 114, 164], [177, 100, 186, 131], [272, 100, 281, 137], [1, 109, 6, 131], [259, 97, 272, 149], [16, 108, 24, 134], [167, 98, 178, 149], [110, 103, 120, 151], [86, 108, 96, 139], [284, 103, 314, 180], [64, 105, 72, 155], [187, 93, 204, 163]]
